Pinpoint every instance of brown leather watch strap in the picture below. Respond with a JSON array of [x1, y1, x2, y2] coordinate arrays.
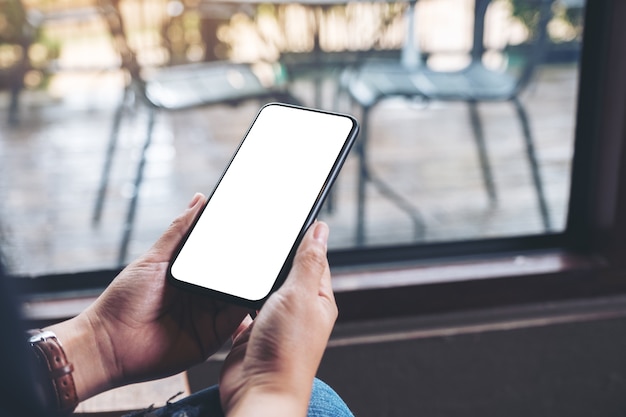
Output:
[[28, 330, 79, 415]]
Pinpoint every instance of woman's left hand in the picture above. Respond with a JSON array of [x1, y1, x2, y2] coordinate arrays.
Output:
[[49, 193, 250, 401]]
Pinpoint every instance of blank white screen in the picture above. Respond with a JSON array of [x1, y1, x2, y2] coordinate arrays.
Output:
[[170, 104, 355, 301]]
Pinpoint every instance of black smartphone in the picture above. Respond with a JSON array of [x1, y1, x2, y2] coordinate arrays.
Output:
[[168, 102, 359, 308]]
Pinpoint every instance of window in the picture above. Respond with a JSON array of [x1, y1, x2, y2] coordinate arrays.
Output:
[[6, 0, 626, 319]]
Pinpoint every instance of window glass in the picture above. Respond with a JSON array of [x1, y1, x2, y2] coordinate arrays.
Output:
[[0, 0, 584, 275]]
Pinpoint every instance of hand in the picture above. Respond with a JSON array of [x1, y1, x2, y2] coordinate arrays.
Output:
[[219, 221, 338, 417], [49, 193, 250, 401]]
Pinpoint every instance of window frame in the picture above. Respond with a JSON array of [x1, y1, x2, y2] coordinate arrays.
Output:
[[12, 0, 626, 325]]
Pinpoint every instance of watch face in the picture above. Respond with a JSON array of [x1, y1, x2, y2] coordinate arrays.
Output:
[[28, 330, 56, 344]]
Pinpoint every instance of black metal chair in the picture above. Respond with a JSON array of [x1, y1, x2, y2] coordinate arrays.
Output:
[[93, 0, 301, 265], [340, 0, 553, 245]]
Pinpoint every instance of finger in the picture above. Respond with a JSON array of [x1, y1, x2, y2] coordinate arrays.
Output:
[[309, 222, 335, 305], [148, 193, 206, 259], [284, 221, 330, 294]]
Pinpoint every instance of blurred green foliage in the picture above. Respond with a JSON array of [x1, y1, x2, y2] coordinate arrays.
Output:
[[509, 0, 584, 42]]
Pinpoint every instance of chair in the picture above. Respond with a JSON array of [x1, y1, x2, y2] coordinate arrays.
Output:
[[92, 0, 301, 265], [340, 0, 553, 245]]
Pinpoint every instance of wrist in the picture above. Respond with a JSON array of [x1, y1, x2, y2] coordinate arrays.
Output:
[[47, 312, 114, 402]]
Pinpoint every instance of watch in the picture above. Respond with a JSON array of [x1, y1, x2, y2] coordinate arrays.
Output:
[[28, 329, 79, 415]]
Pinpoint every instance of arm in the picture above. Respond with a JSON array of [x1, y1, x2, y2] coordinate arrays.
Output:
[[219, 221, 338, 417]]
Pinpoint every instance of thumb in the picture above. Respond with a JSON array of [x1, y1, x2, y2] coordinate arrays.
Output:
[[284, 221, 330, 293], [146, 193, 206, 261]]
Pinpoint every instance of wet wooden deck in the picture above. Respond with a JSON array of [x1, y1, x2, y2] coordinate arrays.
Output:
[[0, 63, 577, 275]]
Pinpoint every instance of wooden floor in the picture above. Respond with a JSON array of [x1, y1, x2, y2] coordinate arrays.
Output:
[[0, 63, 577, 276]]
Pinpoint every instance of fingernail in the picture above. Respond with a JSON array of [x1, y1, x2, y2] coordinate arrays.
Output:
[[313, 221, 329, 247], [188, 193, 203, 209]]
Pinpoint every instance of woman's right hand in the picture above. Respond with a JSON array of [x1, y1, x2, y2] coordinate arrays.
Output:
[[219, 221, 338, 417]]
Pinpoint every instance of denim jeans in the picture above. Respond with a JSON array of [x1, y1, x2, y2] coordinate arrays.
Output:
[[123, 378, 353, 417]]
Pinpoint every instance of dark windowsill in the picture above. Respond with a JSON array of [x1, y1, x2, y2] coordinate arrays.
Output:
[[333, 248, 626, 321], [332, 250, 595, 291]]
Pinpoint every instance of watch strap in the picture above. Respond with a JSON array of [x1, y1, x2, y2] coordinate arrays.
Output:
[[28, 329, 79, 415]]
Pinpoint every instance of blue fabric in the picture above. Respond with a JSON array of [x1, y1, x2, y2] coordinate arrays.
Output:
[[308, 378, 354, 417], [124, 378, 353, 417]]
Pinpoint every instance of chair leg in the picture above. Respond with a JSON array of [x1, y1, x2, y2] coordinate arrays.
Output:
[[8, 79, 21, 126], [467, 101, 497, 205], [8, 53, 27, 126], [118, 107, 156, 266], [355, 105, 426, 246], [513, 97, 552, 231], [93, 87, 129, 226], [355, 106, 370, 246], [320, 72, 354, 216]]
